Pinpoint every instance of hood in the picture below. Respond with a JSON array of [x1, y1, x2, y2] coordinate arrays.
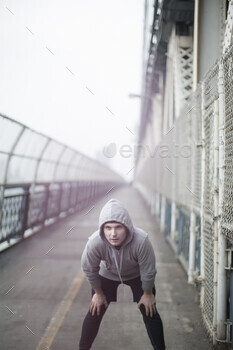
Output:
[[99, 198, 134, 245]]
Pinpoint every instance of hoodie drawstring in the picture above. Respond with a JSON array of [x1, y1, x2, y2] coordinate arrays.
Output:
[[112, 248, 124, 285]]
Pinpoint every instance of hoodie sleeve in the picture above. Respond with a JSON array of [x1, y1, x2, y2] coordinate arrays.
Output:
[[137, 236, 157, 291], [81, 238, 102, 289]]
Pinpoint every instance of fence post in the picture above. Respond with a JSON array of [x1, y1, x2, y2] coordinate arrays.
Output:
[[188, 211, 196, 284], [217, 59, 227, 341], [213, 99, 220, 344], [21, 185, 30, 238], [230, 263, 233, 345], [200, 81, 206, 309]]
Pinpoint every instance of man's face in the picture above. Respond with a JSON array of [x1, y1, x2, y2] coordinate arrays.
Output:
[[103, 222, 127, 247]]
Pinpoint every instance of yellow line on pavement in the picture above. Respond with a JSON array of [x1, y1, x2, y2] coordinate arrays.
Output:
[[36, 270, 85, 350]]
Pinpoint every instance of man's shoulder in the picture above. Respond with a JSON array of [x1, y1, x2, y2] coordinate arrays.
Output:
[[88, 230, 100, 240], [131, 227, 154, 256], [133, 227, 148, 242], [87, 230, 104, 247]]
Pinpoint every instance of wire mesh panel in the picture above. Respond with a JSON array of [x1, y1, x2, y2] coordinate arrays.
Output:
[[203, 63, 219, 110], [222, 46, 233, 244], [203, 104, 215, 220], [201, 65, 219, 335], [0, 186, 29, 243], [176, 207, 190, 264], [195, 215, 201, 276], [202, 220, 214, 334], [46, 183, 62, 219], [223, 0, 233, 53], [60, 182, 72, 212], [27, 184, 49, 227], [189, 86, 203, 214]]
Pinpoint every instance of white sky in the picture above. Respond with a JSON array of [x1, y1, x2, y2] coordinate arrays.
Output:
[[0, 0, 144, 180]]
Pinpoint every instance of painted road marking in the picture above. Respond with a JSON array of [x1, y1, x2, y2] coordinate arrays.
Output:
[[36, 270, 85, 350]]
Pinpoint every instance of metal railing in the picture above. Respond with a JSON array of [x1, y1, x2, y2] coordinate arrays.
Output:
[[0, 181, 119, 245], [0, 114, 124, 247]]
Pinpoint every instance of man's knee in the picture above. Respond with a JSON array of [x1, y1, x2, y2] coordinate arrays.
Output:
[[138, 304, 161, 321]]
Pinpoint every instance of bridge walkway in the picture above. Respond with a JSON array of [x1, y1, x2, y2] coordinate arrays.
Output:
[[0, 185, 214, 350]]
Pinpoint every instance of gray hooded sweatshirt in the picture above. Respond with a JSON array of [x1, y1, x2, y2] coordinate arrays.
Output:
[[81, 198, 156, 291]]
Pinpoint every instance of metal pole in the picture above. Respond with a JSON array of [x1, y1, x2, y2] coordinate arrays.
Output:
[[230, 262, 233, 345], [193, 0, 199, 91], [213, 99, 220, 344], [199, 81, 206, 308], [217, 60, 227, 341], [188, 211, 196, 284], [188, 91, 198, 285]]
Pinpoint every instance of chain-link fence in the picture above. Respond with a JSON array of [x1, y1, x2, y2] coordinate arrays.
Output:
[[222, 47, 233, 243], [136, 37, 233, 344]]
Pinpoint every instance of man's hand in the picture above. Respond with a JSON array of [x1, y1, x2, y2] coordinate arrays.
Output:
[[137, 291, 156, 317], [90, 291, 108, 316]]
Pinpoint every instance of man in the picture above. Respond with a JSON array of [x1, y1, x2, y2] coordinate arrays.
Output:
[[79, 198, 166, 350]]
